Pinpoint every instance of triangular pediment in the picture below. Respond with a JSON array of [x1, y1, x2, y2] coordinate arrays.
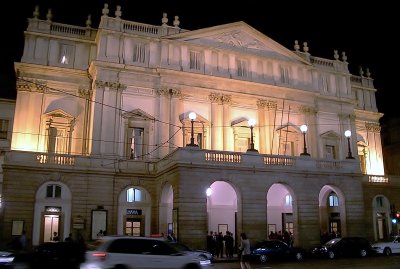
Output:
[[122, 109, 154, 120], [44, 109, 74, 119], [166, 21, 309, 64], [321, 130, 340, 139], [276, 122, 301, 133]]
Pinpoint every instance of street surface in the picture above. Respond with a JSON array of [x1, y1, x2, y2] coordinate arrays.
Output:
[[211, 255, 400, 269]]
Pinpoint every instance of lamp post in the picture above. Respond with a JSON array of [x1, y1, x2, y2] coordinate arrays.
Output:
[[187, 112, 198, 147], [345, 130, 354, 159], [247, 119, 258, 152], [300, 124, 310, 156]]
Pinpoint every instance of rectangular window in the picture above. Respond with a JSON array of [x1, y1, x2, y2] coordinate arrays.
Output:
[[46, 185, 62, 198], [59, 44, 73, 65], [376, 197, 384, 207], [322, 76, 328, 92], [0, 119, 9, 139], [280, 141, 294, 156], [280, 67, 289, 83], [236, 59, 248, 77], [189, 51, 202, 70], [133, 44, 146, 63], [325, 145, 336, 159], [129, 128, 144, 159], [48, 127, 67, 154]]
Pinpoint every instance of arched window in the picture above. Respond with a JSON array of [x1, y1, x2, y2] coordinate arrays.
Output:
[[46, 184, 62, 198], [127, 188, 142, 202], [285, 194, 293, 206], [328, 192, 339, 207]]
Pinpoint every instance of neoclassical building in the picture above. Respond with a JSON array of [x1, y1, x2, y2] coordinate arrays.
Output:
[[1, 4, 399, 250]]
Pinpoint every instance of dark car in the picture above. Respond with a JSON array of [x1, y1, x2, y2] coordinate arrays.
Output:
[[250, 239, 305, 263], [312, 236, 374, 259], [30, 241, 86, 269]]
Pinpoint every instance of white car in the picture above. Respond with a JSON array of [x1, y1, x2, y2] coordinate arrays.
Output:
[[372, 235, 400, 256], [80, 235, 211, 269]]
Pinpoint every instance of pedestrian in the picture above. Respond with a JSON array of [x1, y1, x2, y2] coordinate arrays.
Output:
[[52, 231, 60, 241], [65, 233, 73, 242], [19, 230, 27, 251], [238, 232, 252, 269]]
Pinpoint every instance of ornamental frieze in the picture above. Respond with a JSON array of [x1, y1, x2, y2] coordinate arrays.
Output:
[[17, 77, 46, 93], [221, 95, 232, 105], [298, 105, 317, 115], [157, 87, 182, 98], [365, 122, 381, 132], [95, 80, 126, 91], [78, 87, 92, 99], [257, 99, 277, 110], [209, 92, 221, 103]]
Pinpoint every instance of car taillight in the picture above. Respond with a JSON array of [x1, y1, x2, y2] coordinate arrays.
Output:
[[92, 252, 107, 261]]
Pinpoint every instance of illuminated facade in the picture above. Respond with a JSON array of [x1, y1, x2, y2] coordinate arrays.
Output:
[[1, 4, 399, 250]]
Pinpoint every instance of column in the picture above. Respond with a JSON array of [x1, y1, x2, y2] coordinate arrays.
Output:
[[209, 93, 223, 150], [257, 100, 266, 154], [365, 122, 385, 175], [169, 89, 183, 151], [157, 88, 171, 157], [222, 95, 233, 151], [89, 80, 106, 155]]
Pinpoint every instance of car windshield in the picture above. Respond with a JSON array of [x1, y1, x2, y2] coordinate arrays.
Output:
[[167, 242, 193, 252]]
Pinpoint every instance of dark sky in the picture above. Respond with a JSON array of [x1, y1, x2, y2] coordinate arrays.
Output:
[[1, 0, 398, 120]]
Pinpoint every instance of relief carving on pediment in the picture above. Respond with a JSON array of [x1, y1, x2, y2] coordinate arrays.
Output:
[[213, 30, 263, 49]]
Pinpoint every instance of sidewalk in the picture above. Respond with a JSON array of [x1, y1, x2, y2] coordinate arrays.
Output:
[[213, 254, 239, 263]]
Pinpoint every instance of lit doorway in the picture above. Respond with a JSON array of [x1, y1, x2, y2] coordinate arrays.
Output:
[[125, 216, 143, 236], [43, 213, 60, 242]]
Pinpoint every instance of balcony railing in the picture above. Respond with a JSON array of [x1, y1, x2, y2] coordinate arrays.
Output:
[[3, 148, 367, 177]]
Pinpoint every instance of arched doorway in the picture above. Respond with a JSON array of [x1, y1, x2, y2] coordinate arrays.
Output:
[[206, 181, 238, 244], [159, 183, 173, 236], [117, 186, 151, 236], [33, 181, 72, 245], [318, 185, 347, 241], [267, 183, 296, 244]]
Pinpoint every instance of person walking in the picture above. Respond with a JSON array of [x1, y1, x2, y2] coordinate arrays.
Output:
[[238, 232, 252, 269]]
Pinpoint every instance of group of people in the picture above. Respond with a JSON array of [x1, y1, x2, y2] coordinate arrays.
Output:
[[268, 230, 294, 247], [206, 230, 253, 268], [206, 230, 234, 259]]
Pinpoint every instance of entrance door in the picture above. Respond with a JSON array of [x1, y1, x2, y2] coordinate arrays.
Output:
[[125, 216, 144, 236], [43, 214, 60, 242], [376, 212, 387, 240]]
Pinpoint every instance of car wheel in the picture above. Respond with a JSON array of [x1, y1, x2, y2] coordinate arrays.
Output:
[[184, 264, 201, 269], [113, 265, 128, 269], [360, 249, 367, 257], [383, 247, 392, 256], [294, 252, 303, 261], [259, 254, 268, 263], [328, 251, 335, 259]]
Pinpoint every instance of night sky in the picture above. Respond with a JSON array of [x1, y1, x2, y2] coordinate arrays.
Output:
[[1, 0, 397, 120]]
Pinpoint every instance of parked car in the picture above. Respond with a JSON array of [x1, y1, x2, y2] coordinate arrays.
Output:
[[372, 235, 400, 256], [250, 239, 306, 263], [30, 241, 85, 269], [312, 236, 374, 259], [80, 235, 211, 269], [0, 250, 30, 269], [169, 241, 213, 263]]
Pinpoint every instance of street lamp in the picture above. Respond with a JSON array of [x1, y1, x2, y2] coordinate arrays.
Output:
[[247, 118, 258, 152], [187, 112, 198, 147], [300, 124, 310, 156], [344, 130, 354, 159]]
